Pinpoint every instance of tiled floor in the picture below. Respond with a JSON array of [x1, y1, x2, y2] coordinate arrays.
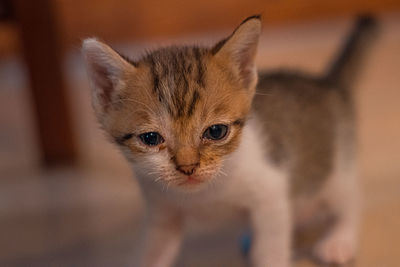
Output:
[[0, 14, 399, 266]]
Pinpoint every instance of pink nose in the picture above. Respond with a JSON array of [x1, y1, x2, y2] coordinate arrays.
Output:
[[176, 163, 199, 176]]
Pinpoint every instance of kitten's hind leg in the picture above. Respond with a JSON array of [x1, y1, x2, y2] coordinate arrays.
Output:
[[313, 161, 361, 265]]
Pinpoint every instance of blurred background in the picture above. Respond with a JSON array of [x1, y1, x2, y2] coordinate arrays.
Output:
[[0, 0, 399, 266]]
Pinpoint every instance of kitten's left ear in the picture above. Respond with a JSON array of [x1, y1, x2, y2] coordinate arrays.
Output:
[[212, 15, 261, 89], [82, 38, 135, 115]]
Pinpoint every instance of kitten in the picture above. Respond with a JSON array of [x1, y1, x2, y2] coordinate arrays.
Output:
[[82, 15, 376, 266]]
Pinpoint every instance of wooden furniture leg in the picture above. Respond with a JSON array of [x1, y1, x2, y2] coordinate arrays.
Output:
[[14, 0, 77, 166]]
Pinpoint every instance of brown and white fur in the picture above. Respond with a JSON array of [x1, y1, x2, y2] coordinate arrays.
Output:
[[82, 15, 376, 266]]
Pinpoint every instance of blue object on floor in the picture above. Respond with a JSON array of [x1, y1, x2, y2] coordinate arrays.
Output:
[[240, 231, 252, 258]]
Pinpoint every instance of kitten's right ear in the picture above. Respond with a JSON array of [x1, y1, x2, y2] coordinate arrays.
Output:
[[82, 38, 135, 114], [211, 15, 261, 89]]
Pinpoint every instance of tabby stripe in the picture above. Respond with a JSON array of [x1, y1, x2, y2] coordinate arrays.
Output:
[[193, 47, 205, 87], [187, 90, 200, 117], [149, 57, 159, 94]]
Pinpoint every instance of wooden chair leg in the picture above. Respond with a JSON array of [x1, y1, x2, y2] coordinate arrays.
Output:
[[14, 0, 77, 166]]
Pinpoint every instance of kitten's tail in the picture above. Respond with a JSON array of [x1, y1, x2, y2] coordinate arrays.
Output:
[[325, 15, 378, 88]]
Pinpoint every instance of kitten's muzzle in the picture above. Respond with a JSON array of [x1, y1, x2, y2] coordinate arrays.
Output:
[[176, 163, 199, 176]]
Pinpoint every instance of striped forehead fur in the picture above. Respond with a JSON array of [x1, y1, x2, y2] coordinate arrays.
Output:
[[139, 45, 208, 119]]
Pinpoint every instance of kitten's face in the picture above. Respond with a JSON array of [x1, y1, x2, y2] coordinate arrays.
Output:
[[83, 16, 261, 191]]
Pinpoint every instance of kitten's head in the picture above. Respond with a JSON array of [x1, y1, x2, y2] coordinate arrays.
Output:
[[82, 16, 261, 192]]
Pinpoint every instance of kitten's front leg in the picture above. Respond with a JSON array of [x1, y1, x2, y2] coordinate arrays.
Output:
[[140, 207, 183, 267], [249, 180, 292, 267]]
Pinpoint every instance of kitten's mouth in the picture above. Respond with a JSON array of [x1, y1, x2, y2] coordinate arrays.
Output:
[[178, 176, 203, 186]]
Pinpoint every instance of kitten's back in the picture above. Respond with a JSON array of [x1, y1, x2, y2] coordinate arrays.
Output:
[[253, 15, 377, 194]]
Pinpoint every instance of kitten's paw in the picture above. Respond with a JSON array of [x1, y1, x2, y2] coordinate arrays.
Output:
[[313, 232, 356, 265]]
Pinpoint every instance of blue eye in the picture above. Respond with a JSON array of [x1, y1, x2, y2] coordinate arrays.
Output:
[[139, 132, 164, 146], [203, 124, 228, 140]]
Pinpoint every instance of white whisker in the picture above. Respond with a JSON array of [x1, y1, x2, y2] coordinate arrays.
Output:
[[255, 91, 271, 96]]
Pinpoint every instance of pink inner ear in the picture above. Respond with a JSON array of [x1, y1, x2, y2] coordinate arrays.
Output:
[[91, 61, 116, 112], [237, 43, 257, 88]]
